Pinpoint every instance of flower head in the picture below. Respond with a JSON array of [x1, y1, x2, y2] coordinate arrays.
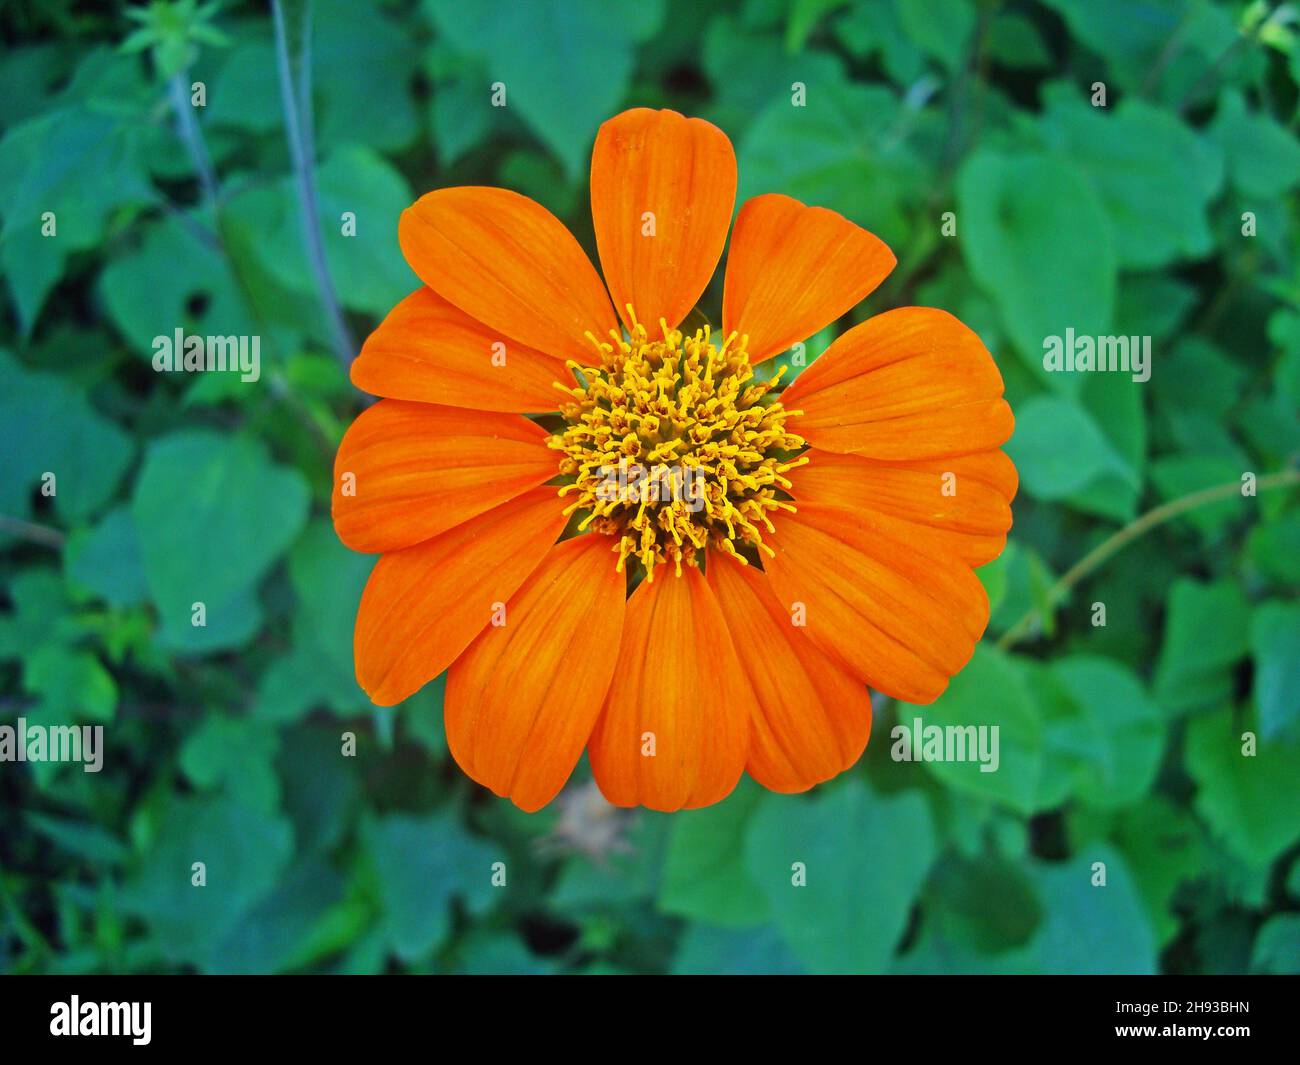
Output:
[[333, 108, 1016, 813], [551, 315, 807, 579]]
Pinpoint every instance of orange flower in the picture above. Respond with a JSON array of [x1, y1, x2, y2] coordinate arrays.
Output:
[[332, 108, 1016, 813]]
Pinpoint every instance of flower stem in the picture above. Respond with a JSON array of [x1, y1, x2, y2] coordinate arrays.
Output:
[[995, 468, 1300, 652], [270, 0, 354, 368], [0, 514, 66, 550], [167, 70, 221, 217]]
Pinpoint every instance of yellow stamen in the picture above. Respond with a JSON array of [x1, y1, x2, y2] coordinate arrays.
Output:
[[549, 314, 805, 579]]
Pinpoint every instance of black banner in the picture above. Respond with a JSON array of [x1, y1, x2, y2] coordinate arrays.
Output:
[[0, 974, 1293, 1051]]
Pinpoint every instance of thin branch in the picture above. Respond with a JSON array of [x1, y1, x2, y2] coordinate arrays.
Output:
[[939, 5, 990, 176], [996, 468, 1300, 651], [270, 0, 355, 369], [1139, 7, 1192, 97], [167, 70, 221, 215], [0, 514, 66, 549], [1175, 1, 1282, 116], [155, 192, 221, 250], [297, 0, 316, 164]]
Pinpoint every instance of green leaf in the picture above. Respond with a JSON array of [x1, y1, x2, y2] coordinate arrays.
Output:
[[1274, 312, 1300, 410], [903, 845, 1152, 976], [908, 645, 1042, 814], [1026, 847, 1157, 974], [64, 505, 149, 608], [1249, 602, 1300, 740], [0, 102, 151, 332], [23, 644, 117, 722], [987, 11, 1052, 69], [123, 796, 294, 964], [365, 812, 498, 962], [1237, 392, 1300, 467], [277, 727, 360, 857], [131, 430, 310, 652], [254, 520, 373, 722], [738, 80, 922, 248], [1005, 395, 1132, 501], [26, 812, 130, 866], [1211, 89, 1300, 199], [976, 550, 1009, 614], [1154, 336, 1247, 420], [0, 569, 79, 659], [831, 1, 927, 83], [207, 1, 420, 153], [744, 780, 936, 973], [1149, 454, 1247, 540], [1153, 579, 1251, 712], [0, 351, 133, 525], [180, 713, 281, 812], [0, 43, 74, 128], [703, 14, 845, 137], [1115, 274, 1197, 340], [453, 930, 558, 975], [926, 853, 1042, 954], [1104, 796, 1208, 945], [99, 214, 262, 358], [428, 50, 498, 166], [424, 0, 666, 178], [226, 146, 415, 317], [958, 150, 1115, 379], [1038, 656, 1164, 809], [1248, 507, 1300, 584], [659, 779, 769, 928], [1037, 0, 1231, 99], [672, 923, 804, 974], [1039, 89, 1223, 269], [1062, 369, 1147, 521], [551, 814, 670, 910], [312, 2, 422, 153], [989, 540, 1058, 639], [1252, 915, 1300, 974], [896, 0, 975, 71], [203, 857, 346, 975], [1186, 706, 1300, 867]]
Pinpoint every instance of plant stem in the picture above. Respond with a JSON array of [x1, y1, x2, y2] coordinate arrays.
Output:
[[1176, 1, 1279, 116], [995, 468, 1300, 651], [0, 514, 67, 549], [270, 0, 354, 369], [167, 70, 221, 218]]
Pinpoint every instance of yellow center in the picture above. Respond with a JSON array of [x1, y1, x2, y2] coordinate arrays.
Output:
[[549, 309, 807, 581]]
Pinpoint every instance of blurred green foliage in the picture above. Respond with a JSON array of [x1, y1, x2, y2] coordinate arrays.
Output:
[[1, 0, 1299, 975]]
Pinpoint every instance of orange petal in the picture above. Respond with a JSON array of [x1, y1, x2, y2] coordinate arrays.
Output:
[[706, 553, 871, 793], [398, 186, 617, 365], [445, 536, 625, 812], [588, 567, 751, 811], [351, 288, 570, 413], [789, 448, 1016, 567], [721, 193, 895, 364], [901, 448, 1020, 502], [332, 399, 559, 554], [764, 503, 989, 704], [590, 108, 736, 333], [354, 487, 566, 706], [783, 307, 1014, 459]]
